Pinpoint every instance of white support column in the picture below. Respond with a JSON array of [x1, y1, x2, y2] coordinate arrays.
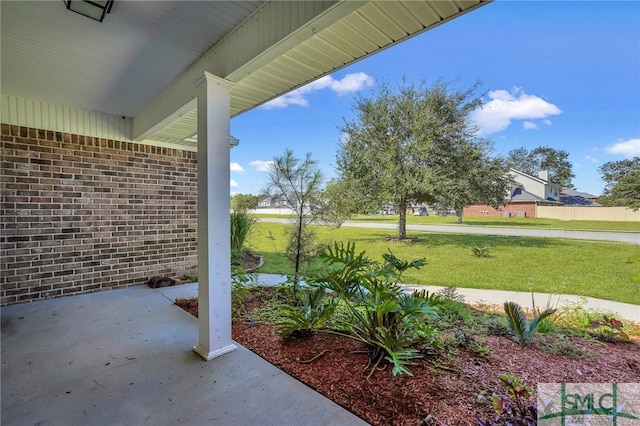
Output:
[[192, 72, 237, 361]]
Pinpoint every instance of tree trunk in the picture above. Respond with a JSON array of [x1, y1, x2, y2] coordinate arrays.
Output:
[[398, 196, 407, 240], [294, 208, 303, 286]]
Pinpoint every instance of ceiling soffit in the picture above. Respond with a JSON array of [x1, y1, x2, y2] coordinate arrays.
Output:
[[0, 1, 263, 118], [145, 0, 487, 149]]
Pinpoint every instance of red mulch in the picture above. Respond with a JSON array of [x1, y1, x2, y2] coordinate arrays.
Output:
[[177, 287, 640, 425]]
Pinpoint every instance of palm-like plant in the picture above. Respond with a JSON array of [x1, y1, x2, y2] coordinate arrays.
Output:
[[503, 301, 556, 347], [313, 242, 440, 376], [276, 287, 335, 338], [275, 242, 441, 376]]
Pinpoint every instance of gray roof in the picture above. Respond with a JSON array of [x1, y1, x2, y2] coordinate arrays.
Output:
[[560, 188, 601, 206], [509, 187, 562, 204], [561, 188, 599, 199], [510, 187, 545, 202]]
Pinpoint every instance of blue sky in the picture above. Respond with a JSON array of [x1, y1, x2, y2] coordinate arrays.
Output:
[[229, 1, 640, 197]]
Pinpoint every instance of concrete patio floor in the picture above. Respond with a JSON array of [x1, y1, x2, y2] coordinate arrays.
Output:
[[1, 284, 367, 426]]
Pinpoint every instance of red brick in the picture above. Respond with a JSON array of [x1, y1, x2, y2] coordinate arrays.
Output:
[[1, 124, 198, 305]]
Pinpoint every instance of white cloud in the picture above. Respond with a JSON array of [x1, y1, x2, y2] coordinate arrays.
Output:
[[471, 87, 562, 135], [604, 138, 640, 157], [250, 160, 274, 172], [261, 72, 374, 109], [230, 162, 244, 173], [262, 91, 309, 109], [230, 180, 238, 188], [585, 155, 599, 164], [522, 121, 538, 130]]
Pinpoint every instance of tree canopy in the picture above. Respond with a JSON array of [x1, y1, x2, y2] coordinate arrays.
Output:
[[429, 142, 511, 222], [231, 193, 259, 212], [598, 157, 640, 210], [506, 146, 575, 188], [337, 78, 510, 238], [318, 178, 364, 225]]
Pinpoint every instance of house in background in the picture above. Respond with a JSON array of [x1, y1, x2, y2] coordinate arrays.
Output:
[[560, 188, 601, 206], [464, 169, 562, 218], [257, 195, 289, 209]]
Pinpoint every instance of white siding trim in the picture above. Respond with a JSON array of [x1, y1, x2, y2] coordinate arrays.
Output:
[[1, 93, 132, 141]]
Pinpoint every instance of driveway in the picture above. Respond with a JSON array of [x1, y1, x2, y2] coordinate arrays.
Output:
[[258, 218, 640, 245]]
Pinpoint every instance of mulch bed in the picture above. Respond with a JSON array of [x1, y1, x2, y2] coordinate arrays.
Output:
[[178, 287, 640, 425]]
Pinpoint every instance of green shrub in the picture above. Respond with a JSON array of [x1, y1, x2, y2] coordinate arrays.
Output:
[[230, 210, 256, 263], [477, 374, 536, 425], [230, 269, 255, 316], [503, 301, 556, 347], [436, 286, 466, 303], [309, 242, 441, 377], [472, 246, 491, 258], [537, 334, 595, 359], [276, 287, 335, 338], [590, 315, 630, 341]]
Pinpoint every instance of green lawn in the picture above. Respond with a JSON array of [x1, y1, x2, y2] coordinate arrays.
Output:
[[248, 222, 640, 305], [348, 214, 640, 232], [250, 212, 640, 232]]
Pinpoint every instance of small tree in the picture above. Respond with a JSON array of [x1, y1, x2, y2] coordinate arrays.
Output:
[[264, 149, 324, 283]]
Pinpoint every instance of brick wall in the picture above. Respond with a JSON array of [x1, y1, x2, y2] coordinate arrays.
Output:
[[1, 124, 198, 305]]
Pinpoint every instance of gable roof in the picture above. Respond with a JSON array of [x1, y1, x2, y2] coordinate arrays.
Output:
[[510, 187, 545, 203], [509, 187, 562, 204], [509, 168, 561, 187]]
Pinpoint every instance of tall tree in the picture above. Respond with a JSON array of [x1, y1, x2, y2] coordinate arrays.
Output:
[[429, 140, 512, 223], [318, 178, 364, 225], [263, 149, 324, 282], [337, 78, 510, 237], [598, 157, 640, 210], [506, 146, 575, 188]]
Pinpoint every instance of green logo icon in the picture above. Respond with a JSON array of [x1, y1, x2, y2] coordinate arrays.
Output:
[[538, 383, 640, 425]]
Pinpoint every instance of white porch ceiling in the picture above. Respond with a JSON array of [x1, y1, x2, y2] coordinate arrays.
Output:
[[1, 1, 490, 150]]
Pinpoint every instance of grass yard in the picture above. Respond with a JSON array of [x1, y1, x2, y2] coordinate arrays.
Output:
[[250, 212, 640, 232], [348, 214, 640, 232], [248, 222, 640, 305]]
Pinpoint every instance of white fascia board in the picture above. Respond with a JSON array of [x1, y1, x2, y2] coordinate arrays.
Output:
[[132, 1, 363, 142]]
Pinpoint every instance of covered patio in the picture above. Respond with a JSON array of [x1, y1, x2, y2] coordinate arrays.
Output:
[[2, 1, 488, 423], [1, 282, 367, 424]]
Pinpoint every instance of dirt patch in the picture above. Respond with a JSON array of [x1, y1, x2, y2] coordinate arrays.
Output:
[[179, 287, 640, 425], [233, 250, 263, 272]]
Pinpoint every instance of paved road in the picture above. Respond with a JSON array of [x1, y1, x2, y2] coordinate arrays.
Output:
[[258, 218, 640, 245]]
